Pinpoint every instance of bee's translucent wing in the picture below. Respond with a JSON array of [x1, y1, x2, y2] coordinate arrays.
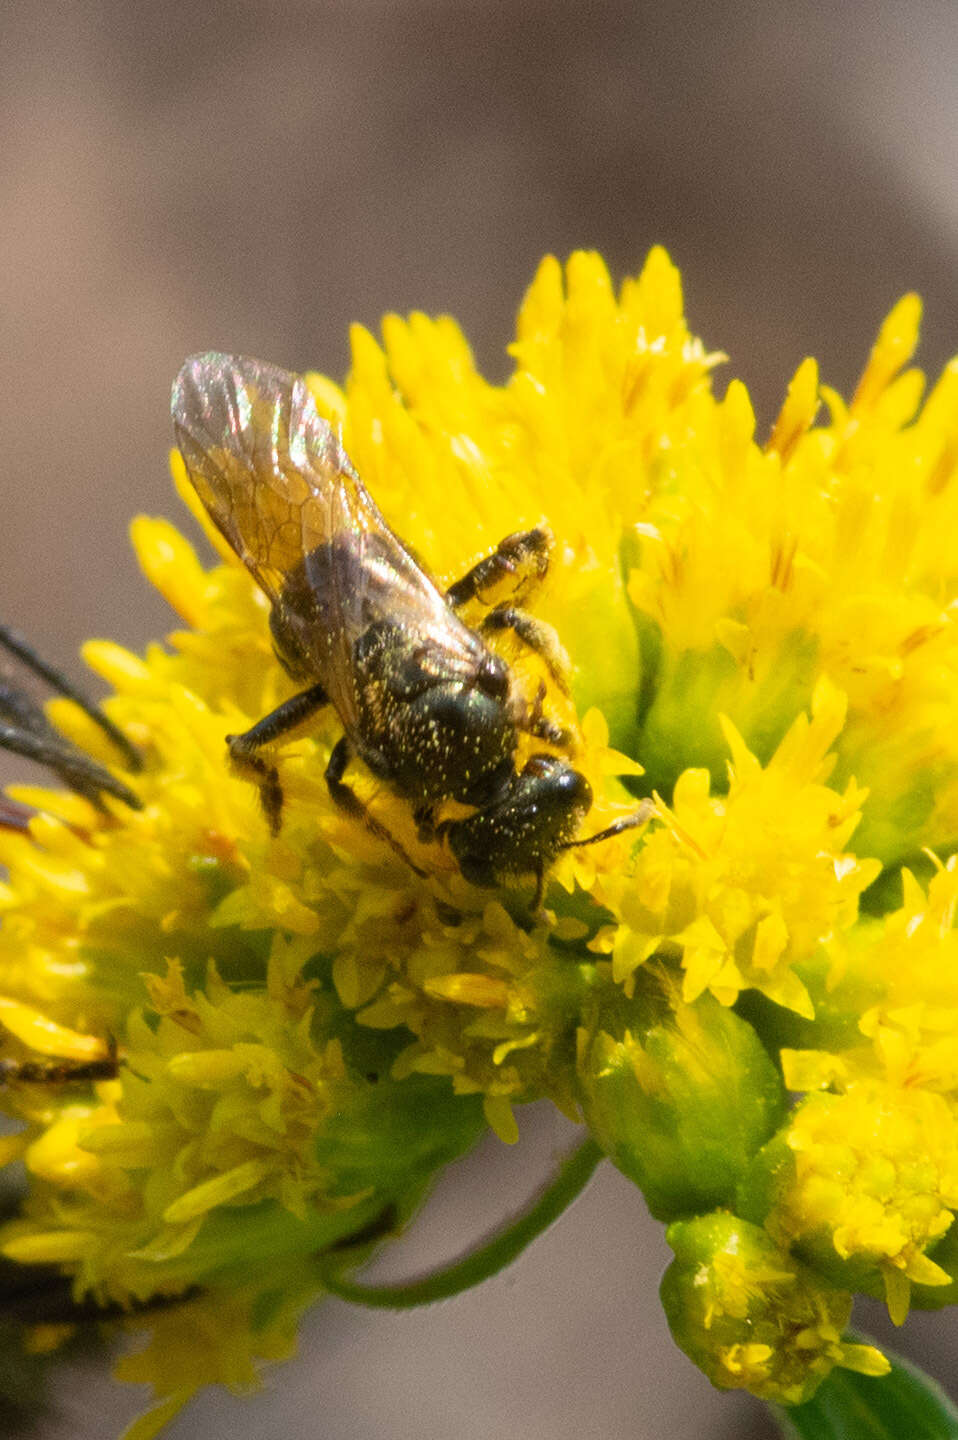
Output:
[[172, 352, 359, 603], [172, 354, 487, 735]]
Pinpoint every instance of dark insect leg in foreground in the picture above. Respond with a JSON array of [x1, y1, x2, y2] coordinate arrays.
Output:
[[227, 681, 330, 833], [325, 736, 427, 876], [0, 623, 142, 772], [0, 796, 31, 831], [0, 722, 142, 811], [0, 624, 142, 812], [0, 1037, 120, 1087]]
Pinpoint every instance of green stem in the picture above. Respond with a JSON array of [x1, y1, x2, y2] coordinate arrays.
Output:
[[321, 1137, 604, 1309]]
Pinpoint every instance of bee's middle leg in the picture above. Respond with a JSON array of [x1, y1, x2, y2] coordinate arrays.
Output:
[[480, 606, 571, 694], [325, 736, 427, 877], [227, 681, 329, 834]]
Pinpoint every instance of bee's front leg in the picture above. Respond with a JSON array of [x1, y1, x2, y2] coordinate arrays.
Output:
[[445, 527, 552, 610], [517, 679, 572, 747], [227, 681, 329, 833]]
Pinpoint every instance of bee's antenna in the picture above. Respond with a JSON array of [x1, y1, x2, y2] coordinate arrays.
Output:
[[558, 799, 655, 852]]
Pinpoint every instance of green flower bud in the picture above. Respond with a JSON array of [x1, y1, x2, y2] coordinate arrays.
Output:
[[577, 989, 784, 1219], [661, 1212, 888, 1404]]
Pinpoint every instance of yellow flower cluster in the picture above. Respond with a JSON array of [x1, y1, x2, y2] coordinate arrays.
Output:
[[590, 676, 878, 1017], [0, 249, 956, 1426], [768, 857, 958, 1322]]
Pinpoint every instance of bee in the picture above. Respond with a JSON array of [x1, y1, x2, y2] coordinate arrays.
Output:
[[172, 353, 646, 906]]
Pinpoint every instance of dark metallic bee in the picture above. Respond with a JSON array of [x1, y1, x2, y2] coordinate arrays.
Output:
[[172, 353, 645, 905]]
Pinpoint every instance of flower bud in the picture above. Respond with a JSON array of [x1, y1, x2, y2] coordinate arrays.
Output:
[[577, 989, 784, 1219], [661, 1212, 888, 1404]]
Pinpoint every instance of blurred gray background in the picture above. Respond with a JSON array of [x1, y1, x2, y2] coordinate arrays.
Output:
[[0, 1, 956, 1436]]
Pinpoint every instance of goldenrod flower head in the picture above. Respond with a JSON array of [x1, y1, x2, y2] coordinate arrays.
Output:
[[0, 249, 956, 1427], [661, 1212, 889, 1405], [590, 675, 879, 1016], [774, 1084, 958, 1322]]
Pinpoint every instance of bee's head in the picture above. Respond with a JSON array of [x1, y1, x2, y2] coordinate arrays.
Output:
[[440, 755, 592, 889]]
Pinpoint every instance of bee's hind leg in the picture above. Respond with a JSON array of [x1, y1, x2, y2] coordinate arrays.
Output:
[[227, 681, 329, 834], [325, 736, 427, 878]]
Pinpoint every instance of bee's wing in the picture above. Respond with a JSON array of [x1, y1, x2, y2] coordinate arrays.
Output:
[[172, 352, 357, 605], [172, 354, 488, 732]]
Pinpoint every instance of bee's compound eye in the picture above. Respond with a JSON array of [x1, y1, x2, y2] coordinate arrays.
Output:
[[522, 756, 592, 811], [557, 766, 592, 812]]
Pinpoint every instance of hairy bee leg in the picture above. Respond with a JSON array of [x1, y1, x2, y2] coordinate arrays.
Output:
[[325, 736, 427, 877], [0, 720, 142, 811], [445, 527, 552, 610], [558, 800, 656, 851], [0, 623, 142, 772], [227, 682, 330, 834], [481, 606, 572, 695]]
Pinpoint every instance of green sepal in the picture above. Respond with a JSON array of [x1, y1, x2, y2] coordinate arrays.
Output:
[[572, 558, 642, 754], [631, 624, 819, 799], [734, 946, 882, 1059]]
